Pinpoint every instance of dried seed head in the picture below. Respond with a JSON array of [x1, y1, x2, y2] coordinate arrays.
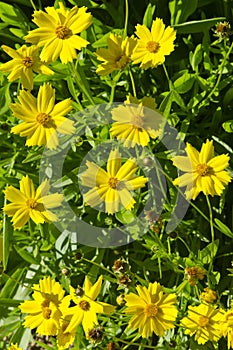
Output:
[[185, 266, 205, 286], [118, 274, 132, 286], [61, 268, 70, 276], [75, 286, 84, 297], [214, 21, 231, 39], [88, 326, 104, 343], [113, 258, 129, 274]]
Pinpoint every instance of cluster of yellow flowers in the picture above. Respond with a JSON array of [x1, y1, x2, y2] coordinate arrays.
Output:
[[16, 275, 233, 349]]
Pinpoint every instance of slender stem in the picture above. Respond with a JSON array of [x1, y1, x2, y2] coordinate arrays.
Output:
[[82, 257, 116, 277], [109, 84, 116, 103], [200, 41, 233, 107], [178, 236, 191, 254], [162, 63, 173, 89], [128, 69, 137, 97], [29, 0, 37, 11], [123, 0, 129, 38], [114, 337, 158, 349], [69, 61, 95, 106], [122, 334, 140, 350], [206, 195, 215, 246]]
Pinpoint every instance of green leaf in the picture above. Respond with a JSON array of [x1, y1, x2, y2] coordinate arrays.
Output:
[[0, 267, 26, 298], [173, 17, 226, 33], [169, 0, 198, 25], [198, 240, 219, 264], [173, 71, 196, 93], [0, 298, 22, 306], [143, 3, 156, 27], [0, 2, 28, 27], [2, 215, 12, 271], [14, 246, 40, 265], [0, 84, 11, 116], [115, 210, 136, 225], [222, 120, 233, 133], [214, 219, 233, 238], [190, 44, 202, 73]]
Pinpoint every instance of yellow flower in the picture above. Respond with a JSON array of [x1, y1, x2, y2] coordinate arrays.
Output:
[[221, 309, 233, 349], [9, 344, 23, 350], [3, 175, 64, 229], [200, 288, 218, 304], [80, 149, 148, 214], [180, 303, 223, 345], [0, 44, 54, 90], [19, 276, 70, 336], [110, 99, 163, 147], [56, 315, 76, 350], [125, 94, 157, 110], [172, 139, 231, 200], [10, 83, 74, 149], [124, 281, 178, 338], [131, 18, 176, 69], [25, 2, 92, 64], [65, 276, 115, 336], [95, 34, 137, 75]]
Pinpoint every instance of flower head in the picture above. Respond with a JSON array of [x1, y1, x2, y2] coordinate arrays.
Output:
[[9, 344, 23, 350], [214, 21, 231, 39], [65, 276, 115, 336], [0, 44, 54, 90], [80, 149, 148, 214], [110, 99, 163, 147], [200, 288, 218, 304], [25, 2, 92, 63], [56, 314, 76, 350], [3, 175, 64, 229], [10, 83, 74, 149], [124, 281, 178, 338], [221, 309, 233, 349], [95, 34, 137, 75], [131, 18, 176, 69], [19, 276, 69, 336], [180, 303, 223, 344], [172, 139, 231, 200]]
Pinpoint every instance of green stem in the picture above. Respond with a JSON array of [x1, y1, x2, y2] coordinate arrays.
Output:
[[122, 334, 140, 350], [29, 0, 37, 11], [206, 195, 215, 246], [178, 236, 192, 254], [128, 69, 137, 97], [162, 63, 173, 89], [70, 61, 95, 106], [114, 337, 158, 349], [200, 41, 233, 107], [123, 0, 129, 38], [82, 257, 116, 277], [206, 195, 215, 287]]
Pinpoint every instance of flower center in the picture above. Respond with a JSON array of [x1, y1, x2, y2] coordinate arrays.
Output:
[[55, 25, 72, 39], [116, 55, 129, 68], [144, 303, 158, 317], [131, 115, 144, 129], [22, 56, 34, 67], [108, 177, 118, 189], [146, 41, 160, 53], [198, 315, 209, 327], [26, 198, 37, 209], [36, 112, 51, 127], [196, 163, 209, 176], [41, 300, 52, 319], [79, 300, 90, 311]]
